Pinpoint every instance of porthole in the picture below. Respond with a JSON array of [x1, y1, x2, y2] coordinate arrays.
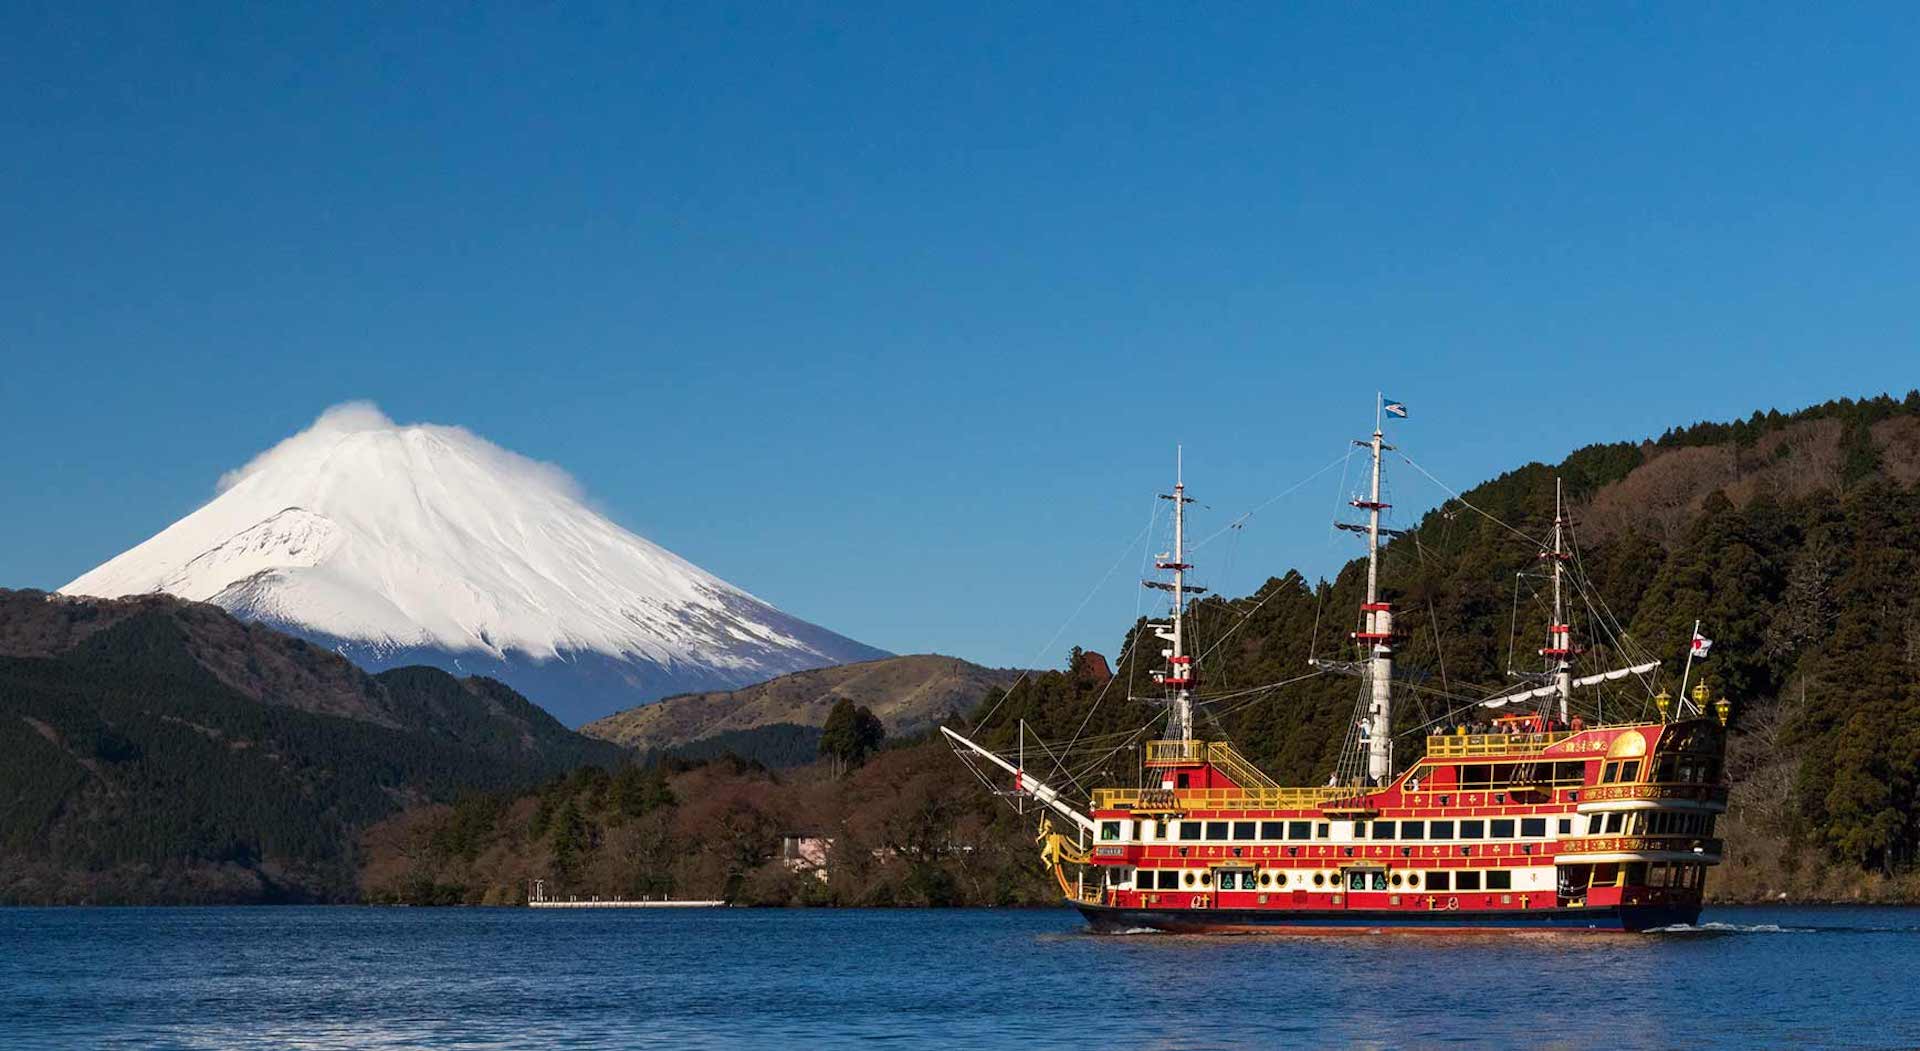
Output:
[[1183, 871, 1196, 887], [1260, 872, 1273, 888], [1391, 873, 1403, 888], [1312, 872, 1326, 887], [1198, 872, 1212, 887], [1407, 873, 1421, 888]]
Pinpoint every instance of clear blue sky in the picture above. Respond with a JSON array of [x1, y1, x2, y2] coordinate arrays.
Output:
[[5, 4, 1918, 668]]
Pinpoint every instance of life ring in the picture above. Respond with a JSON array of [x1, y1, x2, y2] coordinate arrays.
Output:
[[1447, 896, 1459, 911]]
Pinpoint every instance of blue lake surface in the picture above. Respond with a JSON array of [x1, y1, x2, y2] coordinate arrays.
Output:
[[3, 905, 1918, 1049]]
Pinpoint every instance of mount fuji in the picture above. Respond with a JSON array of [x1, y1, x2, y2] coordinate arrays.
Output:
[[60, 402, 888, 725]]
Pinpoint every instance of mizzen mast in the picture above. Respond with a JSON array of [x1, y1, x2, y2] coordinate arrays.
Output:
[[1542, 478, 1577, 723]]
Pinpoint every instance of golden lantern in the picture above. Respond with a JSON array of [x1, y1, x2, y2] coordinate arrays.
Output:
[[1715, 696, 1732, 727], [1654, 689, 1672, 722]]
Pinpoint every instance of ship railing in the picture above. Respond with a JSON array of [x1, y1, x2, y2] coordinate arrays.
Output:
[[1557, 834, 1725, 857], [1577, 782, 1730, 806], [1090, 785, 1373, 812], [1424, 731, 1575, 757], [1205, 741, 1281, 790], [1144, 740, 1206, 766]]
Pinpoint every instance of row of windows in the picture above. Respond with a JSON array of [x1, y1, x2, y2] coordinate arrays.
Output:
[[1100, 817, 1576, 843], [1650, 755, 1722, 785], [1600, 756, 1723, 786], [1454, 761, 1588, 790], [1582, 811, 1716, 836], [1132, 868, 1519, 892], [1370, 817, 1567, 841], [1570, 861, 1706, 890], [1598, 759, 1642, 785]]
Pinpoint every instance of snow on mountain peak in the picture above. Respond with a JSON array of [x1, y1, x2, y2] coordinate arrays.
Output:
[[61, 403, 885, 719]]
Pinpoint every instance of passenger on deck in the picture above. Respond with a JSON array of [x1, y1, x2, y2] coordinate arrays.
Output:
[[1570, 715, 1586, 732]]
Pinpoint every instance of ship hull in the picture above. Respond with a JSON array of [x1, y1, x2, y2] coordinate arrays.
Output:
[[1075, 900, 1698, 934]]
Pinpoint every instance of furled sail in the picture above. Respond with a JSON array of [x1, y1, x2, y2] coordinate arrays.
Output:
[[1479, 661, 1662, 708]]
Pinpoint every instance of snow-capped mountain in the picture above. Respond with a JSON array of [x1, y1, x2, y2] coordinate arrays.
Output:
[[61, 402, 888, 725]]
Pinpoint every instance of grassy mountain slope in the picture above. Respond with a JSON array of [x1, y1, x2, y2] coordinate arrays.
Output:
[[581, 655, 1022, 753]]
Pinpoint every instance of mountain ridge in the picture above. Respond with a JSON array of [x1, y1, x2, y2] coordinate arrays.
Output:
[[583, 654, 1024, 753], [0, 589, 629, 904], [58, 403, 887, 725]]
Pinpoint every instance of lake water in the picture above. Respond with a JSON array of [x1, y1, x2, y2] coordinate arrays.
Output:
[[3, 906, 1917, 1049]]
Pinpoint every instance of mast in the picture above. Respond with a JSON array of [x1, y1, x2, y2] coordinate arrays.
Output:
[[1145, 448, 1205, 741], [1544, 478, 1574, 723], [1316, 397, 1401, 781], [1356, 408, 1394, 782]]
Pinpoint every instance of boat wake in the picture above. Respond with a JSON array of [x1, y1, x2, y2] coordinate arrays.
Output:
[[1647, 921, 1920, 935], [1646, 922, 1810, 934]]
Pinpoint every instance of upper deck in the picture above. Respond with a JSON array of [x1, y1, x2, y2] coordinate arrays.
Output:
[[1095, 718, 1727, 817]]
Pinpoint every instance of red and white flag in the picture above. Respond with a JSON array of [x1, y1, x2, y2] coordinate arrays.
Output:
[[1690, 631, 1714, 658]]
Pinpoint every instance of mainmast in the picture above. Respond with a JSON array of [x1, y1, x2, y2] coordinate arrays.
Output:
[[1542, 478, 1576, 723], [1354, 407, 1394, 782], [1145, 448, 1205, 742], [1315, 398, 1405, 782]]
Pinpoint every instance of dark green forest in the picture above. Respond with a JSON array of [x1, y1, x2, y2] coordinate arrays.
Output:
[[0, 600, 625, 903]]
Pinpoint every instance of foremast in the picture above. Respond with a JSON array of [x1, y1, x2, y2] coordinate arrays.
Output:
[[1144, 449, 1206, 742]]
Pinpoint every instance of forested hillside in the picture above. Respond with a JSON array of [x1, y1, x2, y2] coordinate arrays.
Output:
[[0, 591, 628, 903]]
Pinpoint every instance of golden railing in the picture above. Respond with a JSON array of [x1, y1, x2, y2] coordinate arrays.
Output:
[[1205, 741, 1281, 790], [1578, 783, 1729, 806], [1424, 731, 1574, 758], [1090, 785, 1373, 812], [1144, 739, 1206, 765]]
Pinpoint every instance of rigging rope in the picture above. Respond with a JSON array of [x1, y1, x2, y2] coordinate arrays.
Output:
[[1188, 451, 1353, 553], [974, 502, 1162, 730], [1396, 451, 1545, 552]]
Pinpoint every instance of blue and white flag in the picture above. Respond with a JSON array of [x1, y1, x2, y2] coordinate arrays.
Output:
[[1383, 399, 1409, 418]]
